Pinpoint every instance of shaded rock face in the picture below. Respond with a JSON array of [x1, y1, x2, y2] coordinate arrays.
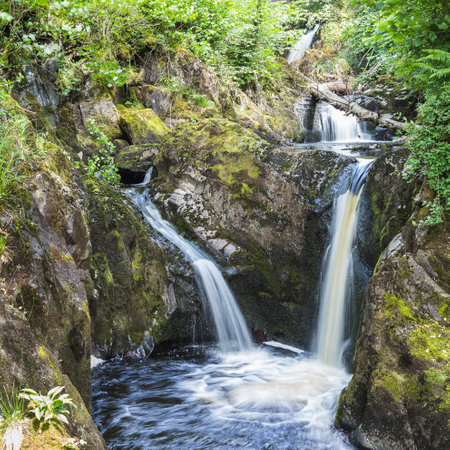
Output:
[[154, 118, 355, 346], [336, 213, 449, 450], [359, 147, 418, 269], [0, 145, 105, 448], [80, 176, 204, 358]]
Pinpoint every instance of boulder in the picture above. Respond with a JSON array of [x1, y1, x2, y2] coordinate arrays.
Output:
[[336, 210, 449, 449], [118, 106, 170, 145]]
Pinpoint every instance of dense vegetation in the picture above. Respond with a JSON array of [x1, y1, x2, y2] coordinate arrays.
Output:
[[0, 0, 300, 88], [0, 0, 448, 225], [340, 0, 450, 223]]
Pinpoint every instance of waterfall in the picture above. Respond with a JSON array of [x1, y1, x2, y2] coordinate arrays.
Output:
[[129, 187, 253, 353], [316, 160, 372, 366], [287, 24, 319, 64], [315, 102, 373, 142]]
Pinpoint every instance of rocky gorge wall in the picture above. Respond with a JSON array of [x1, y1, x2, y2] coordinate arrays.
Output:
[[337, 153, 449, 449], [0, 46, 448, 449]]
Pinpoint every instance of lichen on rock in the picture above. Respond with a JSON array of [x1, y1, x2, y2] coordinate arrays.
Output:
[[336, 210, 450, 450]]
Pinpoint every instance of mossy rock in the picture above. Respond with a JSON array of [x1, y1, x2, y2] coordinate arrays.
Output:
[[115, 144, 159, 172], [336, 214, 450, 449], [118, 105, 170, 145]]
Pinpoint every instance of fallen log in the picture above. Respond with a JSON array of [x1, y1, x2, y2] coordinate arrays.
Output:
[[301, 76, 407, 130]]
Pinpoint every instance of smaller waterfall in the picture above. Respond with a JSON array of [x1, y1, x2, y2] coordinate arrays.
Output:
[[316, 159, 372, 367], [129, 188, 253, 353], [315, 102, 373, 142], [287, 24, 319, 64]]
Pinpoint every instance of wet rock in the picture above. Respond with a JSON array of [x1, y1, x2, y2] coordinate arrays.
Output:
[[118, 106, 170, 145], [336, 213, 450, 450], [154, 118, 355, 346], [22, 66, 59, 126]]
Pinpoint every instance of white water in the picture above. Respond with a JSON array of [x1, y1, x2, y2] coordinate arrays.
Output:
[[287, 24, 320, 64], [117, 162, 359, 448], [315, 102, 373, 142], [316, 160, 372, 366], [182, 347, 352, 449], [129, 188, 253, 353]]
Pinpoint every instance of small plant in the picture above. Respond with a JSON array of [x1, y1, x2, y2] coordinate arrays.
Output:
[[0, 384, 26, 429], [62, 437, 87, 449], [85, 119, 120, 185], [20, 386, 75, 433]]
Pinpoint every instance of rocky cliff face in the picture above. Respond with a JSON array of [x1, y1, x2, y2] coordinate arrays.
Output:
[[337, 151, 449, 449], [153, 117, 356, 345], [0, 142, 106, 448]]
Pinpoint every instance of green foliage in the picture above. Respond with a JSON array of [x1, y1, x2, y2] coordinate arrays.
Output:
[[85, 119, 120, 185], [350, 0, 450, 92], [0, 0, 300, 90], [404, 86, 450, 225], [0, 87, 27, 210], [0, 384, 26, 429], [416, 50, 450, 86], [20, 386, 75, 432]]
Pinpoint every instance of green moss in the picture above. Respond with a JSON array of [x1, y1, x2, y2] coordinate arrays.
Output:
[[118, 105, 170, 144], [38, 346, 63, 384], [408, 324, 448, 364], [382, 293, 416, 321], [131, 247, 143, 281], [373, 368, 405, 402]]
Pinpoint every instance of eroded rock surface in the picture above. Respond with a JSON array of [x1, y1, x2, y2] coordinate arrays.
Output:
[[337, 209, 449, 449], [154, 118, 355, 345]]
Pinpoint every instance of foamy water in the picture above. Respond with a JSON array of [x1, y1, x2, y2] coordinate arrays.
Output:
[[92, 346, 353, 449]]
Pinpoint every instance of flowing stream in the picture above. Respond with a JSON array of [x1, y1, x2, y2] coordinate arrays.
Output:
[[92, 101, 377, 449], [129, 188, 252, 353], [286, 24, 320, 64], [316, 160, 372, 366]]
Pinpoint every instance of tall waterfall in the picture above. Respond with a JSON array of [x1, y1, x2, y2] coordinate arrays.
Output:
[[316, 160, 372, 366], [129, 188, 253, 353], [314, 102, 373, 142], [287, 24, 319, 64]]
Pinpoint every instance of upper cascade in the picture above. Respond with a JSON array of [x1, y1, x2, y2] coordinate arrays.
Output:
[[315, 102, 374, 143], [287, 24, 320, 64]]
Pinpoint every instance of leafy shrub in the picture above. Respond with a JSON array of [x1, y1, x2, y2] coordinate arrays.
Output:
[[20, 386, 75, 432], [85, 119, 120, 185], [404, 86, 450, 225]]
